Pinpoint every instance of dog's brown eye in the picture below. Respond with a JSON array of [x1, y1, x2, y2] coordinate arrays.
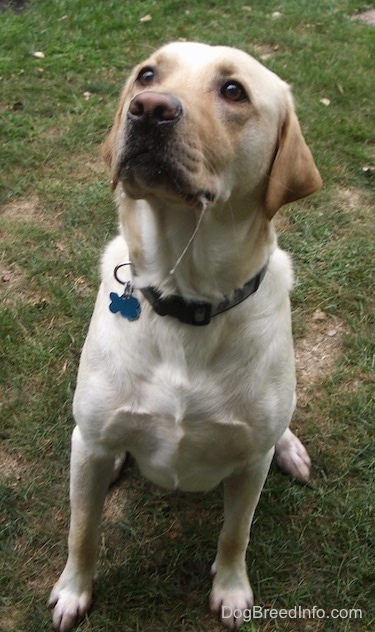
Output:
[[221, 81, 248, 103], [137, 67, 155, 87]]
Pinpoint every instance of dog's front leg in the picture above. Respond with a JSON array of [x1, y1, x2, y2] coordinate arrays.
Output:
[[49, 425, 115, 632], [210, 449, 274, 631]]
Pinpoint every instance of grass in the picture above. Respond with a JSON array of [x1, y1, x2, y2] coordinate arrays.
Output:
[[1, 0, 374, 630]]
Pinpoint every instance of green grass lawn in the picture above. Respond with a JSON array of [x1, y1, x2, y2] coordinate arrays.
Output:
[[1, 1, 374, 630]]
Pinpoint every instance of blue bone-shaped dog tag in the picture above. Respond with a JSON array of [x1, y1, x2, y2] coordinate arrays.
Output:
[[109, 292, 141, 321]]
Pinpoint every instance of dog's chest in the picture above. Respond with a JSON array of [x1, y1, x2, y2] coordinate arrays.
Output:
[[83, 285, 293, 492], [106, 348, 259, 492]]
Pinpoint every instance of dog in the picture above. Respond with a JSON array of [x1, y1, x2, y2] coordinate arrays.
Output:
[[49, 41, 322, 631]]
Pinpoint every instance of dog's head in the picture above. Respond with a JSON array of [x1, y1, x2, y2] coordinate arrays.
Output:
[[103, 42, 321, 218]]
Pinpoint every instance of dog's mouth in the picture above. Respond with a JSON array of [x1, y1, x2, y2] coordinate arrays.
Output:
[[115, 136, 217, 209]]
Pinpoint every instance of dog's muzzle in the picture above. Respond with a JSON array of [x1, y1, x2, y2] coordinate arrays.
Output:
[[115, 91, 194, 197], [116, 92, 217, 207]]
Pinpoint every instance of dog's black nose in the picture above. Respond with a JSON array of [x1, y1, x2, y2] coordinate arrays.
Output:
[[128, 92, 182, 125]]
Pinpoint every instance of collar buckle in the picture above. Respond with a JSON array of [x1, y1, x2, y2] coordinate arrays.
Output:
[[191, 302, 212, 326], [141, 289, 212, 326]]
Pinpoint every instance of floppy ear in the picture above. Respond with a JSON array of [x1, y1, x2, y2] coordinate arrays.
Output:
[[101, 124, 117, 170], [102, 130, 118, 191], [101, 92, 128, 190], [265, 107, 322, 219]]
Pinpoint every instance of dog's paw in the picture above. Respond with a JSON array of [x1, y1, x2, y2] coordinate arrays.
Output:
[[48, 582, 93, 632], [110, 452, 127, 484], [209, 573, 253, 630], [275, 428, 311, 483]]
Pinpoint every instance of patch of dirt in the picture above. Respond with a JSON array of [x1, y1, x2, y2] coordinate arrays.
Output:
[[0, 611, 23, 632], [1, 257, 24, 289], [1, 193, 40, 222], [2, 193, 63, 231], [252, 43, 280, 60], [336, 186, 373, 216], [0, 0, 28, 12], [0, 254, 50, 309], [295, 309, 347, 406], [1, 193, 63, 301], [0, 445, 25, 485], [336, 187, 363, 211], [352, 9, 375, 25], [1, 193, 63, 233], [74, 157, 107, 183], [84, 158, 107, 176], [103, 480, 127, 524]]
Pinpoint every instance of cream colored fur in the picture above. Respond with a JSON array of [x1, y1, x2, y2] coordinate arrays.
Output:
[[49, 42, 321, 631]]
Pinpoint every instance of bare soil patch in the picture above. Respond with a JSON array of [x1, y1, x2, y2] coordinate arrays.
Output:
[[2, 194, 40, 222], [1, 193, 63, 232], [295, 310, 347, 406], [0, 0, 27, 12], [0, 445, 25, 485], [252, 43, 280, 61], [352, 9, 375, 25]]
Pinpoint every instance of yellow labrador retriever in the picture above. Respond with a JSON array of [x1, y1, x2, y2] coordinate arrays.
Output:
[[49, 42, 321, 631]]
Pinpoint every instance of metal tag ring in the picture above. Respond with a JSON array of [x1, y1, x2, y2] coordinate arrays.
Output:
[[114, 262, 133, 285]]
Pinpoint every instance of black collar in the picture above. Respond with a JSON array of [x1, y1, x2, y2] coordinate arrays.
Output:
[[140, 260, 269, 326]]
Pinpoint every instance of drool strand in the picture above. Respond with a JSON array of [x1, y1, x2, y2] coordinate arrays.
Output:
[[169, 197, 208, 276]]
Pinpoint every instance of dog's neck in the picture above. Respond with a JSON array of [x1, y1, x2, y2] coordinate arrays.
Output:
[[118, 193, 275, 301]]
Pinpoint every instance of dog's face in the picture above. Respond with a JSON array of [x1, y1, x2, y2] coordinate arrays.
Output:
[[103, 42, 321, 218]]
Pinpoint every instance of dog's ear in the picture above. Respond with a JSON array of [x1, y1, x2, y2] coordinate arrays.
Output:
[[102, 124, 119, 191], [102, 125, 116, 170], [265, 107, 322, 219], [102, 93, 127, 191]]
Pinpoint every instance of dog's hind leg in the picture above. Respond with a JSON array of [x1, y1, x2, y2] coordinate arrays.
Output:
[[275, 427, 311, 483], [209, 449, 274, 630], [111, 453, 127, 484], [49, 425, 115, 632]]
